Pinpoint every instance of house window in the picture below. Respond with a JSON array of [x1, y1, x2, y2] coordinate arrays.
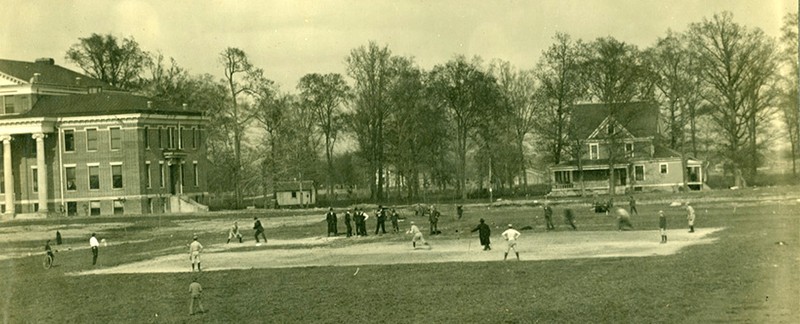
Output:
[[65, 166, 77, 191], [159, 161, 166, 187], [660, 163, 668, 174], [31, 166, 38, 192], [90, 201, 101, 216], [189, 127, 197, 149], [146, 161, 152, 188], [111, 163, 123, 189], [144, 127, 150, 149], [589, 143, 599, 160], [66, 202, 77, 216], [113, 200, 124, 215], [625, 143, 634, 157], [0, 168, 4, 193], [88, 164, 100, 190], [180, 163, 185, 187], [607, 123, 615, 135], [291, 191, 297, 198], [109, 127, 121, 150], [168, 127, 176, 149], [86, 128, 98, 151], [193, 161, 199, 187], [158, 127, 165, 148], [64, 130, 75, 152], [634, 165, 645, 181]]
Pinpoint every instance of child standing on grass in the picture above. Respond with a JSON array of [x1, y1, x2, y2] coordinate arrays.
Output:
[[659, 210, 668, 243], [189, 277, 205, 315]]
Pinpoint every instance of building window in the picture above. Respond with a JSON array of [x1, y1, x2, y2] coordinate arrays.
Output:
[[86, 128, 98, 151], [178, 127, 184, 149], [65, 166, 77, 191], [589, 143, 599, 160], [660, 163, 668, 174], [113, 200, 124, 215], [625, 143, 634, 157], [195, 129, 201, 149], [634, 165, 645, 181], [193, 161, 199, 187], [3, 96, 15, 114], [607, 123, 615, 135], [31, 166, 38, 192], [0, 168, 4, 193], [147, 198, 154, 214], [180, 163, 185, 187], [109, 127, 121, 150], [146, 161, 152, 189], [66, 202, 77, 216], [64, 130, 75, 152], [144, 127, 150, 150], [88, 164, 100, 190], [168, 127, 176, 149], [159, 162, 166, 188], [111, 163, 123, 189], [158, 127, 165, 148], [291, 191, 297, 198], [90, 201, 101, 216], [189, 127, 196, 149]]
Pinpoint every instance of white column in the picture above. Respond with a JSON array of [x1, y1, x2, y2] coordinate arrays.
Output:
[[1, 135, 14, 215], [33, 133, 48, 213]]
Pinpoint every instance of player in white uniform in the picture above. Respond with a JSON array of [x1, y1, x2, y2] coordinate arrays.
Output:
[[407, 221, 430, 249], [501, 224, 521, 261], [686, 202, 696, 233], [189, 236, 203, 272], [227, 221, 243, 243]]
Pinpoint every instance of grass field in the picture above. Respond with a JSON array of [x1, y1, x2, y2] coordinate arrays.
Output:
[[1, 187, 799, 323]]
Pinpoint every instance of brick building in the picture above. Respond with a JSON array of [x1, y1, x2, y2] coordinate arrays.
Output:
[[0, 58, 207, 218]]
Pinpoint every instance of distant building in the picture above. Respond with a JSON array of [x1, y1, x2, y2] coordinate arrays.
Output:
[[550, 102, 704, 195], [0, 58, 207, 218], [274, 180, 316, 208]]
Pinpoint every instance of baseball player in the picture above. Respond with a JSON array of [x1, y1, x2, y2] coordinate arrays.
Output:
[[616, 207, 634, 231], [501, 224, 521, 261], [407, 221, 430, 249], [189, 235, 203, 272], [188, 277, 205, 315], [227, 221, 243, 243], [659, 210, 668, 243], [686, 202, 695, 233]]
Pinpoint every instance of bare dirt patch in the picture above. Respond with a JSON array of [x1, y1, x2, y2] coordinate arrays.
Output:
[[74, 227, 723, 275]]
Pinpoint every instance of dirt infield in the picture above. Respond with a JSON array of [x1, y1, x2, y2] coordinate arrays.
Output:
[[74, 227, 722, 275]]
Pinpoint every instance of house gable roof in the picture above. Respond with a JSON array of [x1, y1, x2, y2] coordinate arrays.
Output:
[[1, 93, 202, 119], [0, 58, 115, 90], [571, 102, 659, 140], [274, 181, 315, 192]]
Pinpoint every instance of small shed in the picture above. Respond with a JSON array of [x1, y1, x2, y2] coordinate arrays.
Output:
[[274, 180, 316, 208]]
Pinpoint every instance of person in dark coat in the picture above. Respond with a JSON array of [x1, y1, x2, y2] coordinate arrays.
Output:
[[374, 206, 387, 235], [428, 205, 440, 235], [543, 202, 555, 231], [325, 207, 337, 237], [471, 218, 492, 250], [564, 208, 577, 230], [456, 205, 464, 220], [390, 209, 400, 233]]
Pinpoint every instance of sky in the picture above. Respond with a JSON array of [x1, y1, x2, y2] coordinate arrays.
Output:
[[1, 0, 797, 91]]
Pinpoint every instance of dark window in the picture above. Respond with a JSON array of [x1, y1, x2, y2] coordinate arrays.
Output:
[[32, 167, 38, 192], [64, 130, 75, 152], [113, 200, 124, 215], [188, 128, 196, 149], [291, 191, 297, 198], [660, 164, 668, 174], [112, 164, 123, 189], [146, 162, 151, 188], [110, 127, 121, 150], [144, 127, 150, 149], [159, 163, 165, 187], [193, 162, 199, 187], [634, 165, 645, 181], [86, 129, 97, 151], [168, 127, 176, 149], [0, 167, 4, 193], [65, 167, 77, 191], [90, 201, 101, 216], [89, 165, 100, 190], [67, 202, 77, 216]]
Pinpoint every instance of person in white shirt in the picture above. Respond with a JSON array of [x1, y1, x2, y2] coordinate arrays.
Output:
[[686, 202, 696, 233], [189, 236, 204, 272], [501, 224, 521, 261], [407, 221, 430, 249], [89, 233, 100, 265]]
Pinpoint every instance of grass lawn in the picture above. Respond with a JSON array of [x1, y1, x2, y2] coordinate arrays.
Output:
[[1, 188, 798, 323]]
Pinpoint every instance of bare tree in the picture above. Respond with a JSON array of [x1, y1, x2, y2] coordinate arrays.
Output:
[[346, 41, 395, 201], [489, 60, 538, 190], [779, 12, 799, 177], [219, 47, 266, 208], [65, 33, 149, 90], [688, 12, 779, 187], [534, 33, 586, 166], [429, 56, 501, 200], [297, 73, 350, 198]]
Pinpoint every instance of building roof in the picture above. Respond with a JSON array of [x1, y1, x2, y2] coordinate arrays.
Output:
[[0, 58, 115, 90], [274, 181, 315, 192], [2, 93, 202, 119], [571, 102, 659, 139], [552, 144, 691, 169]]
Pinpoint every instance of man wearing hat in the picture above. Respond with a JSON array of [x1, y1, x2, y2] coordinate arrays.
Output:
[[471, 218, 492, 250], [89, 233, 100, 265], [501, 224, 521, 261], [407, 221, 430, 248], [189, 235, 203, 272]]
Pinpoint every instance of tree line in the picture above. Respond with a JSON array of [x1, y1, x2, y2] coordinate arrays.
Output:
[[63, 11, 799, 207]]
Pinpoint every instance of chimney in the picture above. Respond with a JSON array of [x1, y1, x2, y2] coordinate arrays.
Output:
[[147, 101, 152, 109], [30, 73, 41, 83], [182, 103, 188, 110], [75, 77, 81, 86], [34, 58, 55, 65]]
